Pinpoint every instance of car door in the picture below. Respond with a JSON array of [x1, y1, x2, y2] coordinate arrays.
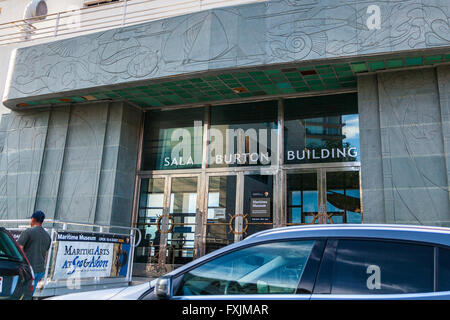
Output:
[[311, 238, 450, 300], [436, 247, 450, 298], [0, 229, 33, 300], [170, 239, 326, 300]]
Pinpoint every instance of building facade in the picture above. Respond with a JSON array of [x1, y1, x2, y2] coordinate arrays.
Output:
[[0, 0, 449, 277]]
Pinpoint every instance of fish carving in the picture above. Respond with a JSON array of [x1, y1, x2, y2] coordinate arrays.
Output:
[[163, 12, 229, 65]]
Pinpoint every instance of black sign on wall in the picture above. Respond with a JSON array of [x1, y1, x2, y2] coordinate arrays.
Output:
[[250, 191, 271, 222]]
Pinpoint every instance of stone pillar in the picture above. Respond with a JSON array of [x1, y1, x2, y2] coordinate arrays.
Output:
[[358, 74, 385, 223], [358, 68, 450, 226], [437, 65, 450, 226], [0, 101, 142, 228]]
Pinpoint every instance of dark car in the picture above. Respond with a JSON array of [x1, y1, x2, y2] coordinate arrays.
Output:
[[0, 227, 34, 300]]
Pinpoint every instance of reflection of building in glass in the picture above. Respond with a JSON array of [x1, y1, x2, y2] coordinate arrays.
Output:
[[284, 94, 360, 164], [304, 116, 345, 148]]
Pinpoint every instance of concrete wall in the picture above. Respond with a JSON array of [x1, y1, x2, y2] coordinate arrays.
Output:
[[4, 0, 450, 107], [0, 0, 260, 119], [0, 101, 141, 227], [358, 66, 450, 226]]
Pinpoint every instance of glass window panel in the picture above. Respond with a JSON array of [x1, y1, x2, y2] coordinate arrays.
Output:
[[306, 124, 323, 135], [290, 207, 302, 223], [142, 108, 204, 170], [326, 171, 361, 224], [206, 176, 236, 254], [208, 101, 278, 167], [0, 231, 23, 262], [291, 191, 301, 206], [167, 177, 198, 266], [303, 191, 319, 213], [208, 192, 220, 208], [136, 178, 165, 263], [304, 216, 318, 224], [207, 208, 216, 220], [141, 208, 163, 218], [175, 241, 315, 296], [147, 194, 164, 208], [284, 93, 359, 164], [287, 173, 318, 224], [330, 240, 434, 294], [439, 247, 450, 291]]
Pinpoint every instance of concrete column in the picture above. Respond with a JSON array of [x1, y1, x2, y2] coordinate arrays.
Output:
[[0, 101, 142, 228], [358, 67, 450, 226], [358, 74, 385, 223]]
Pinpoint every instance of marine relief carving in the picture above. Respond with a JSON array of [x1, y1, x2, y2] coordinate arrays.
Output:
[[4, 0, 449, 102]]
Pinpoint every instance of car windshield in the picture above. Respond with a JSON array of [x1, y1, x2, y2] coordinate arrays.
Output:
[[0, 230, 23, 262], [176, 240, 315, 295]]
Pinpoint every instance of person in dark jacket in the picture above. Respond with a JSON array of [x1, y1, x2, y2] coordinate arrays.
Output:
[[17, 211, 51, 296]]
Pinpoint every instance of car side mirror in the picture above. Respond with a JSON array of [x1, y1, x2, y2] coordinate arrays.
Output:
[[155, 276, 172, 300]]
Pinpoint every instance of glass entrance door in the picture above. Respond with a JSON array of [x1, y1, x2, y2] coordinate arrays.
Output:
[[135, 175, 200, 276], [167, 177, 199, 266], [325, 171, 362, 223], [287, 172, 319, 224], [204, 175, 237, 254], [203, 172, 275, 253], [286, 169, 362, 225], [135, 178, 165, 265]]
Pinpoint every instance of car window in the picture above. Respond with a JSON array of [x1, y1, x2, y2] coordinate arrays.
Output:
[[175, 240, 315, 296], [328, 240, 434, 295], [0, 230, 23, 262], [439, 247, 450, 291]]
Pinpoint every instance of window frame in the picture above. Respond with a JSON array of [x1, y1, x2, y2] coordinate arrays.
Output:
[[437, 246, 450, 292], [313, 237, 448, 296], [171, 238, 327, 297]]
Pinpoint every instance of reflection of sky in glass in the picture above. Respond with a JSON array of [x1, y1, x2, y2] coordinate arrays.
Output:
[[291, 208, 301, 223], [291, 191, 301, 206], [346, 211, 362, 223], [304, 216, 319, 224], [303, 191, 318, 213], [289, 191, 318, 223], [342, 114, 360, 162]]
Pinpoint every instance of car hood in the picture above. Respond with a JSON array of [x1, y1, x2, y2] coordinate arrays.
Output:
[[48, 281, 155, 300]]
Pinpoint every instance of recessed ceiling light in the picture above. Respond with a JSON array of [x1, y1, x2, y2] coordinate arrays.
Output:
[[232, 87, 248, 94], [300, 70, 317, 76], [82, 95, 97, 101]]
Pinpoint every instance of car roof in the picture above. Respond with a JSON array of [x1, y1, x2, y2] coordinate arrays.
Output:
[[243, 224, 450, 246], [166, 224, 450, 277]]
